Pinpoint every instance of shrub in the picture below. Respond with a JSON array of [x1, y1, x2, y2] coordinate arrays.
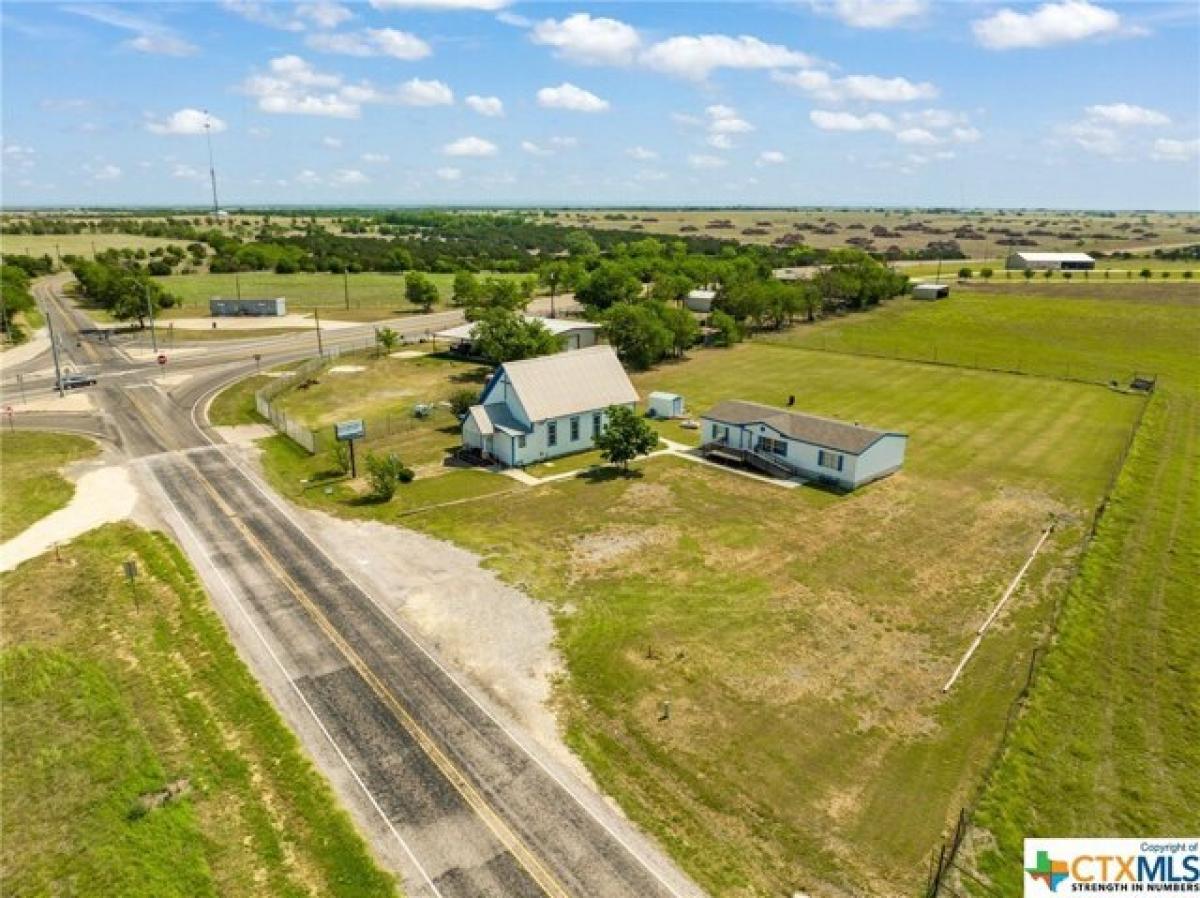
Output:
[[364, 452, 414, 500], [449, 388, 478, 417]]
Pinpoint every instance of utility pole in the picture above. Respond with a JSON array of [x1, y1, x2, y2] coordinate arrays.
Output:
[[235, 272, 242, 300], [43, 302, 65, 397], [343, 270, 350, 310], [143, 281, 158, 353], [314, 309, 324, 357], [204, 110, 220, 218]]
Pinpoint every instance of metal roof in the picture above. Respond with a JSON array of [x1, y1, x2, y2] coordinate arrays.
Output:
[[687, 289, 718, 300], [1009, 252, 1095, 262], [435, 316, 601, 342], [703, 400, 904, 455], [467, 404, 494, 437], [495, 345, 638, 422]]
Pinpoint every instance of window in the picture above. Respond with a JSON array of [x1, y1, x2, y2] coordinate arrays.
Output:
[[818, 449, 844, 471], [570, 416, 580, 441], [517, 435, 526, 449], [547, 421, 558, 447], [758, 437, 787, 456], [711, 424, 720, 440], [593, 413, 603, 436]]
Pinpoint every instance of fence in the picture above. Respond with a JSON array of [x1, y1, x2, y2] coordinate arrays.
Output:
[[254, 352, 341, 454], [924, 391, 1154, 898]]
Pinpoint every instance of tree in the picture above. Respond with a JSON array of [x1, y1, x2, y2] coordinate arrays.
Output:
[[375, 326, 399, 354], [405, 271, 439, 311], [575, 262, 642, 311], [594, 404, 658, 471], [538, 260, 576, 317], [1023, 268, 1035, 280], [563, 230, 600, 259], [448, 388, 478, 417], [709, 309, 742, 346], [958, 267, 973, 280], [472, 306, 562, 363], [656, 303, 700, 356], [452, 270, 480, 306], [0, 265, 36, 343], [980, 267, 994, 281], [603, 302, 672, 370], [364, 452, 414, 501], [798, 283, 823, 323]]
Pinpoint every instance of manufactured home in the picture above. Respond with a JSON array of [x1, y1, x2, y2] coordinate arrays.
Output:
[[700, 400, 907, 490], [435, 316, 601, 354], [462, 345, 638, 467]]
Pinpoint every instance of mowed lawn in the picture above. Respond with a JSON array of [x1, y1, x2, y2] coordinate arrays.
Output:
[[398, 347, 1142, 896], [0, 431, 99, 541], [765, 282, 1199, 385], [1, 523, 399, 898], [156, 271, 531, 319]]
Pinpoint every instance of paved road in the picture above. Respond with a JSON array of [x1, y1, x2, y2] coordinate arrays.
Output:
[[11, 276, 700, 898]]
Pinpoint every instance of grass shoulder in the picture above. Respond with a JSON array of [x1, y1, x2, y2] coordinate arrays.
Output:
[[0, 431, 99, 541], [0, 522, 400, 898]]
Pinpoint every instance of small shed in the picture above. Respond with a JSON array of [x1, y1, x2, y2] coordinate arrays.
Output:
[[647, 391, 684, 419], [210, 296, 287, 317], [913, 283, 950, 300]]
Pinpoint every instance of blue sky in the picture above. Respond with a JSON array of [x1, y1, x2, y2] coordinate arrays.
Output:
[[2, 0, 1198, 208]]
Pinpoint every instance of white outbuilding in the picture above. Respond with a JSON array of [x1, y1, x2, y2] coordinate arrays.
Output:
[[912, 283, 950, 300], [435, 316, 602, 354], [685, 289, 718, 313], [1005, 252, 1095, 271], [647, 391, 685, 419]]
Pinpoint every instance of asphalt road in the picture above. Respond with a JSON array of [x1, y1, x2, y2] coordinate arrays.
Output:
[[5, 276, 701, 898]]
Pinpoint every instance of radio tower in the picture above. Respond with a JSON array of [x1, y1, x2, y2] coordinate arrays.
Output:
[[204, 110, 221, 218]]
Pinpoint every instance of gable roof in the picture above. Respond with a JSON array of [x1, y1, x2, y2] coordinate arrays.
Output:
[[488, 345, 638, 421], [703, 400, 904, 455]]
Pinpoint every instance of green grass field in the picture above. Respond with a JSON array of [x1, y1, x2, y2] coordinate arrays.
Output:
[[1, 233, 192, 259], [1, 522, 399, 898], [0, 431, 99, 541], [250, 329, 1146, 895], [156, 271, 531, 316]]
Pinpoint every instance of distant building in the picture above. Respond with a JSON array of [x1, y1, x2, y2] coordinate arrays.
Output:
[[435, 316, 601, 354], [772, 266, 818, 282], [1005, 252, 1095, 271], [462, 345, 638, 467], [912, 283, 950, 300], [685, 288, 717, 313], [209, 296, 286, 317], [647, 391, 685, 419], [700, 399, 907, 490]]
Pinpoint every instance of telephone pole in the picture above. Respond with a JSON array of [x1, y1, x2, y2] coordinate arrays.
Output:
[[314, 309, 324, 357], [43, 302, 65, 397], [143, 281, 158, 353]]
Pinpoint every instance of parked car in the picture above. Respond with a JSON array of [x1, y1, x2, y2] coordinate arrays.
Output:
[[55, 373, 97, 390]]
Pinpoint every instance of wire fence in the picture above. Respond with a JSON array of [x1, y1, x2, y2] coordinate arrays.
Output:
[[925, 390, 1153, 898]]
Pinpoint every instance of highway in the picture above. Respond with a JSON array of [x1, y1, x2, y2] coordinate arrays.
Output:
[[1, 278, 701, 898]]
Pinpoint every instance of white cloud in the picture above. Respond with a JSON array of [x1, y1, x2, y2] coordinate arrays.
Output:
[[531, 13, 641, 65], [88, 163, 122, 181], [1086, 102, 1170, 126], [171, 163, 202, 179], [435, 166, 462, 180], [322, 136, 343, 148], [706, 134, 733, 149], [221, 1, 305, 31], [687, 154, 727, 169], [972, 0, 1124, 50], [296, 1, 354, 29], [627, 146, 658, 160], [934, 150, 957, 160], [465, 95, 504, 117], [443, 135, 498, 156], [395, 78, 454, 106], [824, 0, 928, 28], [369, 0, 510, 9], [521, 140, 553, 156], [903, 108, 966, 129], [895, 127, 940, 145], [3, 144, 36, 169], [146, 108, 227, 136], [810, 109, 893, 131], [772, 69, 937, 103], [641, 34, 814, 80], [66, 5, 198, 56], [331, 168, 368, 185], [536, 82, 610, 112], [307, 28, 431, 60], [757, 150, 786, 165], [951, 126, 982, 143], [361, 152, 390, 163], [1150, 138, 1200, 162], [496, 11, 531, 27], [1061, 120, 1121, 155], [296, 169, 322, 184]]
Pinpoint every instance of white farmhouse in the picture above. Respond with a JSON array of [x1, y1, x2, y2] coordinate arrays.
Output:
[[700, 400, 907, 490], [435, 316, 602, 354], [462, 345, 638, 467]]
